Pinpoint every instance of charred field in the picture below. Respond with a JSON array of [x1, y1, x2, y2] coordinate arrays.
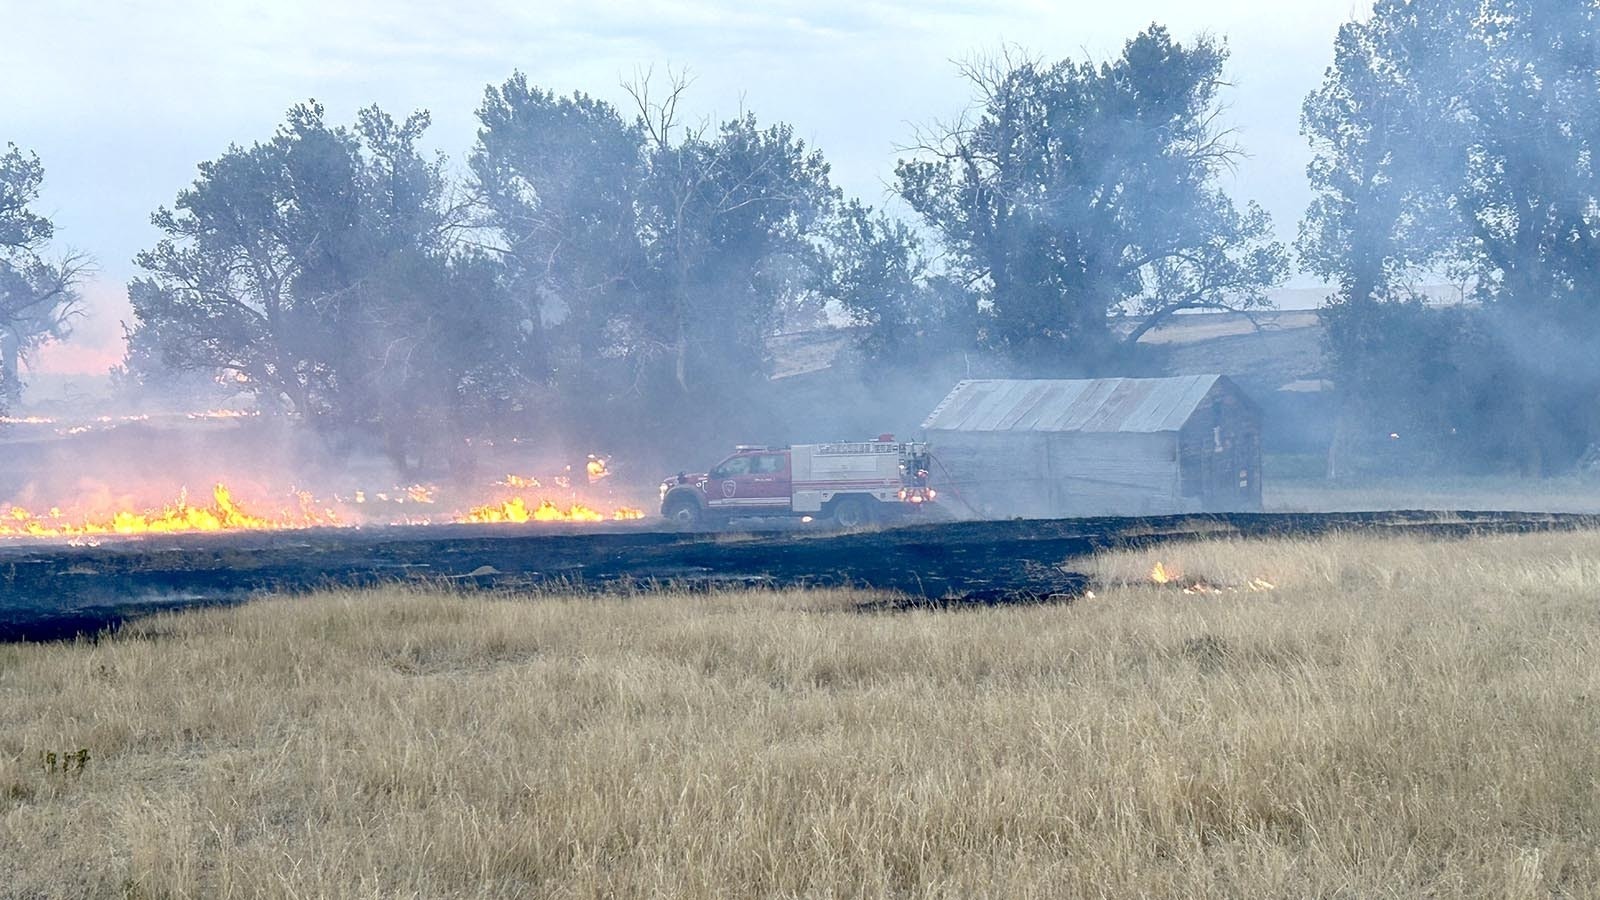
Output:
[[3, 509, 1596, 641]]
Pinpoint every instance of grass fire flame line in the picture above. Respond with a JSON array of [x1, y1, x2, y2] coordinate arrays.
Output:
[[2, 483, 646, 538]]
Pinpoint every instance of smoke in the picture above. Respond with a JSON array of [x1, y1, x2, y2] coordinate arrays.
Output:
[[13, 5, 1600, 529], [1291, 0, 1600, 477]]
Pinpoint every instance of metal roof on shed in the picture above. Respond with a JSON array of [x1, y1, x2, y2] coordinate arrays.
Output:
[[921, 375, 1226, 434]]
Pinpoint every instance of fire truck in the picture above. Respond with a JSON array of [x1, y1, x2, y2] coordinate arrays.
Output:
[[659, 438, 934, 527]]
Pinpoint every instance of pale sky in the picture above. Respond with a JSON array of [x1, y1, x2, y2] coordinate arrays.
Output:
[[4, 0, 1370, 374]]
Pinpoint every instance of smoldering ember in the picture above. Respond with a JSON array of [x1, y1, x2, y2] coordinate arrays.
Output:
[[6, 2, 1600, 897]]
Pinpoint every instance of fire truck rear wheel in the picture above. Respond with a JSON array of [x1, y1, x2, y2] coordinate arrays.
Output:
[[830, 496, 876, 529], [663, 496, 703, 528]]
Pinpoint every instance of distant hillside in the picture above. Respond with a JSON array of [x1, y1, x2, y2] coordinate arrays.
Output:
[[1142, 310, 1328, 398]]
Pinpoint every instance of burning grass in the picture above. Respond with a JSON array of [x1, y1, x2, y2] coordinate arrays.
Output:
[[1, 467, 646, 540], [4, 530, 1600, 896]]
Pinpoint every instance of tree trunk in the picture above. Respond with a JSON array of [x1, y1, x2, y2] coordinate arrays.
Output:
[[0, 331, 20, 409], [674, 327, 690, 395], [1326, 403, 1349, 481]]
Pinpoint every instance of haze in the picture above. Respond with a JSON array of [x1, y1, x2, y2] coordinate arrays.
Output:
[[6, 0, 1365, 375]]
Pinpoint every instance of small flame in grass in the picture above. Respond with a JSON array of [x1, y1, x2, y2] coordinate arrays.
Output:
[[586, 455, 610, 483], [1146, 561, 1277, 595]]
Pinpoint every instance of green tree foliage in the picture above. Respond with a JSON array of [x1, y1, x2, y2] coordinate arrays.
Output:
[[1304, 0, 1600, 473], [471, 72, 841, 442], [0, 144, 87, 408], [635, 106, 836, 397], [471, 77, 647, 395], [127, 102, 506, 471], [1299, 8, 1467, 304], [827, 201, 969, 363], [896, 30, 1287, 370]]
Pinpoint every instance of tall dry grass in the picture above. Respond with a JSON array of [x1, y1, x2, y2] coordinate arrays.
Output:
[[3, 530, 1600, 898]]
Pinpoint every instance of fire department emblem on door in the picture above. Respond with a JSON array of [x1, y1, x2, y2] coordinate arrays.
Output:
[[721, 480, 737, 498]]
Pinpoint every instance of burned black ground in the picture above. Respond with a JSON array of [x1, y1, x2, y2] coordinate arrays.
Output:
[[1, 510, 1595, 641]]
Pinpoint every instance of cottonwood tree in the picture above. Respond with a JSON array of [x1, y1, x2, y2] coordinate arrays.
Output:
[[471, 70, 839, 445], [471, 76, 648, 400], [897, 29, 1287, 370], [1303, 0, 1600, 473], [127, 103, 504, 471], [1300, 12, 1462, 474], [1299, 13, 1461, 308], [827, 200, 970, 363], [0, 144, 87, 408], [628, 75, 837, 400]]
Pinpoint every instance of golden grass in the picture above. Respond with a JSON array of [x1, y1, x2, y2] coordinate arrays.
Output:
[[4, 530, 1600, 898]]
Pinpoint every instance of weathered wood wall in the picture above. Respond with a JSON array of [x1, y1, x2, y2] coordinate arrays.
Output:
[[931, 431, 1191, 518], [928, 378, 1263, 518], [1177, 381, 1263, 512]]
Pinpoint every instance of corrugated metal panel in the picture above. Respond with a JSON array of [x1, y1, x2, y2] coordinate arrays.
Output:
[[1044, 379, 1121, 432], [962, 381, 1021, 432], [921, 375, 1225, 434], [992, 382, 1053, 431], [1009, 381, 1080, 431]]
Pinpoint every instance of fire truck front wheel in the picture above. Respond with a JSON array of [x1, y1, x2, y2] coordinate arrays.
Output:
[[662, 495, 704, 528], [829, 496, 877, 529]]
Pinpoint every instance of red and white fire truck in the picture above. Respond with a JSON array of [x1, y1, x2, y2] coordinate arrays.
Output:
[[659, 438, 934, 527]]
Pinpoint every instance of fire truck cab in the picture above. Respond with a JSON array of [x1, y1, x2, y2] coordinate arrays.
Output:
[[659, 438, 933, 527]]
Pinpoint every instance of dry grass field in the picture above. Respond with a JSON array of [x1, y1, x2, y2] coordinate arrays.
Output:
[[4, 530, 1600, 898]]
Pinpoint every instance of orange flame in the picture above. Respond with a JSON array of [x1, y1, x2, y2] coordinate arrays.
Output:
[[2, 454, 651, 541], [0, 484, 339, 538], [1145, 561, 1277, 595], [456, 497, 644, 524]]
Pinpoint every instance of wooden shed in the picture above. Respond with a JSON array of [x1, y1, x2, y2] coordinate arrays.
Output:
[[921, 375, 1261, 518]]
